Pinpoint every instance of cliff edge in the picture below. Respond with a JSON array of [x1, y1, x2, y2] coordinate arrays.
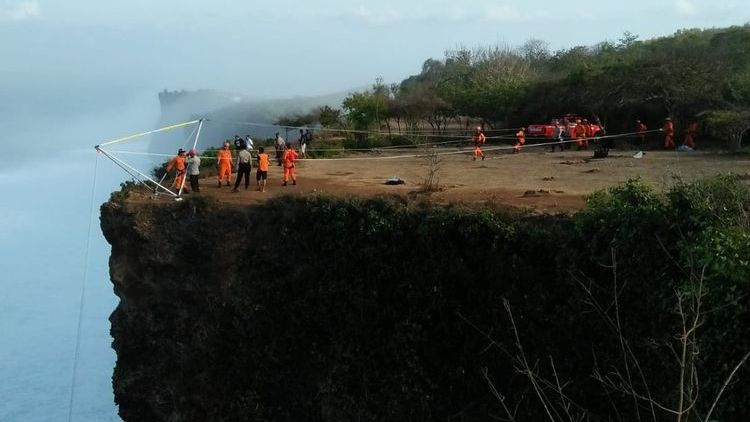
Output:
[[101, 183, 750, 421]]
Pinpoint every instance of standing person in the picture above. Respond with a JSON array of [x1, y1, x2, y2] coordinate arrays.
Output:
[[245, 135, 254, 151], [683, 121, 698, 149], [564, 118, 574, 150], [256, 146, 270, 192], [233, 135, 247, 151], [186, 148, 201, 193], [165, 148, 187, 191], [513, 128, 526, 153], [636, 120, 648, 146], [663, 117, 675, 149], [216, 141, 234, 187], [282, 144, 298, 186], [574, 119, 588, 150], [232, 146, 253, 192], [471, 126, 485, 161], [274, 132, 285, 166], [304, 129, 313, 154], [298, 129, 305, 149], [300, 129, 311, 158], [551, 120, 565, 152]]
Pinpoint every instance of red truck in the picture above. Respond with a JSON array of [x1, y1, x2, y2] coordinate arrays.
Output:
[[527, 114, 604, 138]]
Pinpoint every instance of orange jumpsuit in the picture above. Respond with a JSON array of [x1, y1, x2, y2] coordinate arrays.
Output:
[[637, 122, 647, 145], [282, 148, 298, 184], [683, 122, 698, 148], [664, 121, 675, 149], [472, 131, 486, 160], [217, 148, 233, 185], [513, 130, 525, 153], [166, 155, 186, 190], [575, 123, 588, 149]]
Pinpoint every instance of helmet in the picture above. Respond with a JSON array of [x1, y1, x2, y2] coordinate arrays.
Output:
[[178, 148, 185, 154]]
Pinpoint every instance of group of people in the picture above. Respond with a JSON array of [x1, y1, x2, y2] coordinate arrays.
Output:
[[471, 118, 597, 159], [470, 115, 699, 159], [165, 134, 301, 195], [658, 118, 698, 150]]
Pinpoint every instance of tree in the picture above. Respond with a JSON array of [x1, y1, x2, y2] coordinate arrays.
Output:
[[704, 109, 750, 150], [318, 106, 342, 128]]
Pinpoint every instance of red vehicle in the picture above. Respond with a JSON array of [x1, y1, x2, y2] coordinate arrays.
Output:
[[527, 114, 604, 138]]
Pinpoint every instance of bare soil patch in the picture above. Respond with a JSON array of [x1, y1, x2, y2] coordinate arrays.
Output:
[[130, 148, 750, 213]]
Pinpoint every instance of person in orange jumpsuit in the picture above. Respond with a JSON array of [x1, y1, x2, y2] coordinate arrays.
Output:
[[165, 148, 187, 191], [683, 121, 698, 149], [663, 117, 675, 149], [574, 119, 588, 150], [513, 128, 526, 153], [282, 144, 298, 186], [472, 126, 485, 161], [635, 120, 648, 146], [216, 141, 234, 187], [256, 146, 270, 192]]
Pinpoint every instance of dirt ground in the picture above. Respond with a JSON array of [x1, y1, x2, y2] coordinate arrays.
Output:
[[136, 147, 750, 213]]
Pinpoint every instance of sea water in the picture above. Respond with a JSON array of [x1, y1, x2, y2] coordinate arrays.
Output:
[[0, 93, 160, 421]]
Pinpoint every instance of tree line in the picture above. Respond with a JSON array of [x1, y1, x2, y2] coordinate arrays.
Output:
[[279, 25, 750, 148]]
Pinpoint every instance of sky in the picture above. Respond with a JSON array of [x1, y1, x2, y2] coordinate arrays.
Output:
[[0, 2, 748, 421], [1, 0, 748, 114]]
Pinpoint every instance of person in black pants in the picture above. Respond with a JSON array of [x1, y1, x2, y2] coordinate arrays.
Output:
[[232, 148, 253, 192]]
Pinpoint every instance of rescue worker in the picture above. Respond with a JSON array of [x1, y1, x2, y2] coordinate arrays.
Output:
[[513, 128, 526, 153], [583, 119, 593, 137], [166, 148, 187, 191], [683, 121, 698, 149], [186, 148, 201, 193], [282, 144, 298, 186], [274, 132, 285, 166], [551, 120, 565, 152], [663, 117, 675, 149], [564, 119, 573, 150], [256, 146, 270, 192], [636, 120, 648, 146], [216, 141, 234, 187], [232, 145, 253, 192], [574, 119, 588, 150], [472, 126, 486, 161]]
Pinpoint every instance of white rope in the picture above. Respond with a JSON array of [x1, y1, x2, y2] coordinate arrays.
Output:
[[101, 129, 666, 163], [178, 119, 205, 197], [66, 153, 99, 422], [98, 147, 178, 197], [97, 120, 200, 147], [210, 118, 520, 138]]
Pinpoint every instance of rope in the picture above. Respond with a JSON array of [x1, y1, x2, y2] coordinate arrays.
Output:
[[98, 119, 200, 147], [210, 118, 521, 138], [66, 153, 99, 422], [104, 128, 663, 161]]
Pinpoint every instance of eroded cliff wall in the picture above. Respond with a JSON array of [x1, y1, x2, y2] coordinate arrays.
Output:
[[101, 189, 750, 422]]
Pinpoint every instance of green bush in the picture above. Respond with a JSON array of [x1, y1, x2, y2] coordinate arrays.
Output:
[[107, 176, 750, 422]]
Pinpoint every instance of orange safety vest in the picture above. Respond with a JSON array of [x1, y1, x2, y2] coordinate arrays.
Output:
[[166, 155, 186, 173], [217, 149, 233, 166], [258, 153, 269, 171], [282, 149, 298, 168]]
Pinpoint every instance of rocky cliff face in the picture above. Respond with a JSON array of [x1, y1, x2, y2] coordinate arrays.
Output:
[[101, 194, 571, 421], [101, 190, 750, 422]]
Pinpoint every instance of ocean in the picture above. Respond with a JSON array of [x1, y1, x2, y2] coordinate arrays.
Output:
[[0, 92, 161, 421]]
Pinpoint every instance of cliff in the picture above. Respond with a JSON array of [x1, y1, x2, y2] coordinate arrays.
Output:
[[101, 183, 750, 422]]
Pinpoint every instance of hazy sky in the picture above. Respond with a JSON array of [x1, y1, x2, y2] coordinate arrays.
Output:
[[2, 0, 749, 110]]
